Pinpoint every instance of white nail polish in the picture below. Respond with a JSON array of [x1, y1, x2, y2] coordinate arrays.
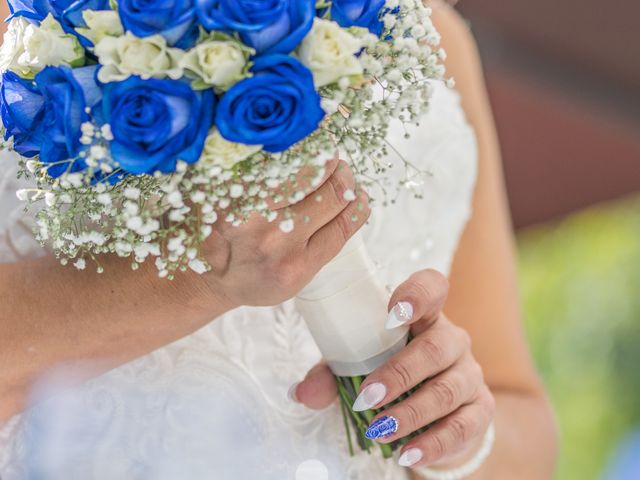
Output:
[[398, 448, 423, 467], [352, 382, 386, 412], [288, 382, 300, 403], [386, 302, 414, 329]]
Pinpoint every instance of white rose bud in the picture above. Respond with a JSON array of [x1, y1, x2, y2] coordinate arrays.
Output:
[[0, 15, 85, 77], [298, 18, 364, 88], [76, 10, 124, 45], [95, 32, 184, 83], [199, 129, 261, 170], [181, 38, 253, 90]]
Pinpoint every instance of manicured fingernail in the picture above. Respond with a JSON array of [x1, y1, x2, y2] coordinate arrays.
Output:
[[398, 448, 423, 467], [365, 415, 399, 440], [352, 382, 386, 412], [386, 302, 414, 329], [287, 382, 300, 403]]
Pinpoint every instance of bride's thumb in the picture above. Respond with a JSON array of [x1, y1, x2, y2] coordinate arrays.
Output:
[[289, 362, 337, 410]]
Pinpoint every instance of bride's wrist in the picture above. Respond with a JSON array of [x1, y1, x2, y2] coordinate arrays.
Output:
[[129, 259, 237, 324], [171, 271, 238, 320]]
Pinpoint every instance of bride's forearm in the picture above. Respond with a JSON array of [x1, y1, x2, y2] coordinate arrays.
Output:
[[0, 159, 370, 424], [0, 256, 232, 422], [471, 390, 556, 479]]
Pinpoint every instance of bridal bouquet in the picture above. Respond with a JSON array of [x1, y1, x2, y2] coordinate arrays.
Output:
[[0, 0, 447, 458]]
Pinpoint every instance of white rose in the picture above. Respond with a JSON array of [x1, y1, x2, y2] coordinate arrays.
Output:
[[94, 32, 183, 83], [75, 10, 124, 45], [297, 18, 364, 88], [199, 129, 261, 170], [0, 17, 28, 74], [181, 38, 252, 90], [22, 15, 85, 70], [0, 15, 85, 77]]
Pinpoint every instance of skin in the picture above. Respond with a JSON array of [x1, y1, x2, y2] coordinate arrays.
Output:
[[292, 2, 558, 478], [0, 2, 558, 477]]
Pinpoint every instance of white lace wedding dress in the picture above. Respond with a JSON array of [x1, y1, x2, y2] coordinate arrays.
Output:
[[0, 81, 477, 480]]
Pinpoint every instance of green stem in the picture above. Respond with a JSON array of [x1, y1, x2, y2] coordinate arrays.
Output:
[[337, 381, 370, 452], [336, 373, 431, 460], [378, 442, 394, 459], [338, 376, 395, 459], [339, 393, 355, 457]]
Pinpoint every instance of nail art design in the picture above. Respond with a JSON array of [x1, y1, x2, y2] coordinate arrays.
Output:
[[352, 382, 387, 412], [365, 415, 399, 440], [385, 301, 414, 329], [398, 448, 423, 467]]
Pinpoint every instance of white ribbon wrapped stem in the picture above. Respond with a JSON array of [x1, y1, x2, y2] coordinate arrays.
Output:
[[295, 232, 409, 377]]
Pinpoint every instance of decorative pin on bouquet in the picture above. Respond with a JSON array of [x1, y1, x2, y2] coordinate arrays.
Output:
[[0, 0, 449, 458]]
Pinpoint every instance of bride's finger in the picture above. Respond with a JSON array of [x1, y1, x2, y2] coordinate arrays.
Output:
[[352, 319, 469, 411], [385, 269, 449, 330], [286, 160, 358, 240], [305, 187, 371, 268], [396, 389, 495, 468], [267, 156, 340, 211], [290, 362, 338, 410], [361, 356, 484, 443]]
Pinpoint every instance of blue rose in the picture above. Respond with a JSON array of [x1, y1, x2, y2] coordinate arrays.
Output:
[[329, 0, 387, 36], [6, 0, 51, 22], [196, 0, 315, 55], [216, 55, 325, 153], [5, 0, 108, 27], [0, 72, 46, 158], [49, 0, 110, 26], [35, 65, 102, 177], [118, 0, 199, 48], [7, 0, 111, 45], [98, 77, 215, 175]]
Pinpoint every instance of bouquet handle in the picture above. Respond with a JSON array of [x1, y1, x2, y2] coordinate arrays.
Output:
[[295, 233, 409, 377]]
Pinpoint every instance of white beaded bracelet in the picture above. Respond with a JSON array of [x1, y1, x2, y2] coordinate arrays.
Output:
[[414, 422, 496, 480]]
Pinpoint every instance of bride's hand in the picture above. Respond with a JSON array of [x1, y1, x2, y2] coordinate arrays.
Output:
[[292, 269, 496, 469], [202, 160, 370, 309]]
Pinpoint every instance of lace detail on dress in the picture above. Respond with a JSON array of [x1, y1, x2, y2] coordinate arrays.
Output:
[[0, 81, 477, 480]]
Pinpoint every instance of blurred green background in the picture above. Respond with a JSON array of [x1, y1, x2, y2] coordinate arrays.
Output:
[[517, 196, 640, 480]]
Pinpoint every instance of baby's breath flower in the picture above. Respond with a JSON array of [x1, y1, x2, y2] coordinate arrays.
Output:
[[16, 189, 30, 201], [188, 259, 209, 274], [279, 219, 294, 233]]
